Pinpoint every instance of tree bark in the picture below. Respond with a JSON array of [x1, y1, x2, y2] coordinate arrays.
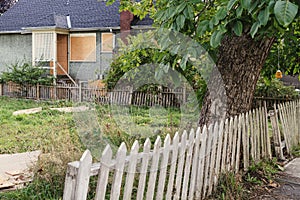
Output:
[[199, 33, 275, 126]]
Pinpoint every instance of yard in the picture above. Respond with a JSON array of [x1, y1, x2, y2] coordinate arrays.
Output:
[[0, 96, 185, 199]]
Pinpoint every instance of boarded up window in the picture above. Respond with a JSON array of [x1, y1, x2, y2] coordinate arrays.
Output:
[[70, 33, 96, 61], [101, 33, 114, 52]]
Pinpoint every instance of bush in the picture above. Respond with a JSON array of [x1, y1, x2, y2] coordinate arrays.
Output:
[[0, 61, 55, 85], [255, 77, 299, 99]]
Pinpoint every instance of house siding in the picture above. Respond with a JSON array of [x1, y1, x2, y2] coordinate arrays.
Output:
[[70, 31, 114, 81], [0, 34, 32, 73], [0, 32, 114, 82]]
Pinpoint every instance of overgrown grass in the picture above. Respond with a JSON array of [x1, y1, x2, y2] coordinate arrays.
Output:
[[291, 144, 300, 157], [0, 96, 186, 199], [0, 97, 82, 199]]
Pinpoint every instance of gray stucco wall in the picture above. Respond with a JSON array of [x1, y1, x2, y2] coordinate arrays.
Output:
[[0, 34, 32, 73], [0, 32, 113, 82], [69, 32, 113, 81]]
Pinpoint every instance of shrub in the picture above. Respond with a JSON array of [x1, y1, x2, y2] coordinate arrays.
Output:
[[255, 77, 299, 99], [0, 61, 55, 85]]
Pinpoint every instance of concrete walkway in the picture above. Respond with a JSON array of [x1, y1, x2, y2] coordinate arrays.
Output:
[[284, 158, 300, 178], [260, 158, 300, 199]]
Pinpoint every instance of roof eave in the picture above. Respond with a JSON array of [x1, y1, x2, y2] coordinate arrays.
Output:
[[70, 26, 120, 32]]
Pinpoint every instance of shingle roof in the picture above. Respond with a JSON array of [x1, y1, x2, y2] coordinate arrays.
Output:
[[0, 0, 152, 32]]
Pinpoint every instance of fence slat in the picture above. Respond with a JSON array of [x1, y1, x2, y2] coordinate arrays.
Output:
[[243, 112, 250, 170], [221, 119, 229, 172], [181, 130, 195, 200], [63, 161, 79, 200], [195, 126, 208, 199], [95, 145, 113, 200], [203, 124, 214, 197], [235, 114, 242, 173], [214, 120, 225, 186], [156, 135, 171, 200], [174, 131, 187, 200], [208, 122, 218, 195], [146, 136, 161, 200], [226, 117, 234, 171], [74, 150, 92, 200], [123, 141, 139, 200], [111, 143, 127, 200], [166, 133, 180, 200], [188, 128, 201, 199], [136, 139, 151, 200]]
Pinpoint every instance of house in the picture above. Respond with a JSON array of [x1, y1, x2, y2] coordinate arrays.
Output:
[[0, 0, 152, 84]]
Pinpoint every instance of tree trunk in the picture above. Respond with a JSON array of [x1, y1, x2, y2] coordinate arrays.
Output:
[[199, 33, 275, 126]]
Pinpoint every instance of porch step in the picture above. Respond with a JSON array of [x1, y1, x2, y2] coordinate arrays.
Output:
[[57, 75, 78, 85]]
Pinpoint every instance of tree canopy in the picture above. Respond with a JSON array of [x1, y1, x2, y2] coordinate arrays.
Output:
[[106, 0, 299, 125]]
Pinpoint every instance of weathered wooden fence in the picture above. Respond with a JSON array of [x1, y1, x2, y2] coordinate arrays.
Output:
[[0, 82, 187, 107], [62, 101, 299, 200], [270, 100, 300, 160], [252, 96, 297, 110]]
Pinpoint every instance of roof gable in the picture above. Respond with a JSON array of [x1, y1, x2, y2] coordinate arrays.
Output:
[[0, 0, 149, 32]]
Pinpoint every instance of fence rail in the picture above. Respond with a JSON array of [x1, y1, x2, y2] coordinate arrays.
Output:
[[0, 82, 296, 109], [61, 99, 300, 200], [0, 82, 189, 107]]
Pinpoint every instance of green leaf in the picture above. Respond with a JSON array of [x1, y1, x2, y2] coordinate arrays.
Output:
[[227, 0, 238, 11], [249, 1, 259, 13], [210, 30, 224, 48], [183, 5, 194, 19], [176, 2, 187, 14], [170, 70, 181, 87], [216, 7, 227, 21], [176, 14, 186, 29], [196, 20, 209, 35], [180, 55, 189, 71], [268, 0, 276, 13], [155, 67, 164, 81], [250, 22, 260, 38], [162, 63, 170, 73], [236, 6, 243, 18], [209, 19, 214, 30], [258, 8, 270, 26], [241, 0, 251, 10], [233, 21, 243, 36], [274, 1, 298, 27]]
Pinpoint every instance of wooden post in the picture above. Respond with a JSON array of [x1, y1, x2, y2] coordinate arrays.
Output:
[[63, 161, 79, 200], [36, 83, 40, 100], [74, 150, 92, 200], [79, 83, 82, 102], [183, 85, 186, 105], [0, 83, 2, 96]]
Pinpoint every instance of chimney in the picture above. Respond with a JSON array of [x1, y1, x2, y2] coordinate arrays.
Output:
[[120, 10, 133, 44]]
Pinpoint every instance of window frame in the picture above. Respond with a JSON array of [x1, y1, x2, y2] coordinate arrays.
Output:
[[70, 33, 97, 62], [101, 32, 115, 53]]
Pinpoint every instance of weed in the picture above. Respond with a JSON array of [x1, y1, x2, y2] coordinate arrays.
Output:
[[291, 145, 300, 157], [211, 172, 246, 200]]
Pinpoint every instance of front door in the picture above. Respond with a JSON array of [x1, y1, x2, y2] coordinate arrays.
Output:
[[56, 34, 68, 75]]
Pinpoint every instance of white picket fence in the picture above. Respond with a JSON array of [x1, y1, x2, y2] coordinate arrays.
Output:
[[63, 100, 300, 200], [270, 100, 300, 160]]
